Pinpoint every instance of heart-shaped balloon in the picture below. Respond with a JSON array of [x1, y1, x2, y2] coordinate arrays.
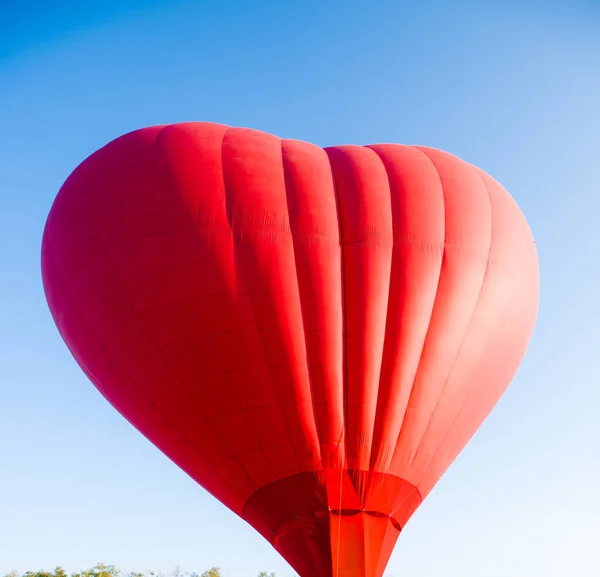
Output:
[[42, 122, 538, 577]]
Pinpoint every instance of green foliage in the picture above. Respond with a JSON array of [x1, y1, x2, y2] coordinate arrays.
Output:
[[71, 564, 120, 577], [3, 565, 274, 577]]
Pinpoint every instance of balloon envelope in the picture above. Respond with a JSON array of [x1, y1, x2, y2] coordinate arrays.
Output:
[[42, 122, 539, 577]]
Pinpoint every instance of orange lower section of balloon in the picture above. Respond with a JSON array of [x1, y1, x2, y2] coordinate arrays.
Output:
[[243, 470, 421, 577], [41, 122, 539, 577]]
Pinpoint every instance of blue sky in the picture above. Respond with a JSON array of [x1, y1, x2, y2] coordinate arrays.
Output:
[[1, 1, 599, 576]]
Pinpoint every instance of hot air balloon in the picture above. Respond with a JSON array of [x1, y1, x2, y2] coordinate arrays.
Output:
[[41, 122, 539, 577]]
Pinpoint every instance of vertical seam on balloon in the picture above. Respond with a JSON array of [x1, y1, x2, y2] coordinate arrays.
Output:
[[220, 128, 301, 476], [206, 129, 281, 484], [326, 150, 348, 471], [364, 145, 399, 475], [152, 125, 267, 489], [413, 173, 534, 494], [334, 457, 344, 577], [414, 249, 531, 494], [218, 128, 283, 482], [86, 128, 255, 498], [404, 155, 494, 477], [385, 146, 446, 473], [77, 125, 257, 500], [280, 139, 324, 471], [325, 148, 347, 577]]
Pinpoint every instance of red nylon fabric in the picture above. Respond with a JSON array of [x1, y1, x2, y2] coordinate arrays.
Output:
[[41, 122, 539, 577]]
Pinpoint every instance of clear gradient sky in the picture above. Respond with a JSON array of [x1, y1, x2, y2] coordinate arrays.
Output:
[[1, 1, 599, 576]]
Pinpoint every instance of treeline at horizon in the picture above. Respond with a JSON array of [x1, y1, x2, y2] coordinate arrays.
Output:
[[3, 563, 278, 577]]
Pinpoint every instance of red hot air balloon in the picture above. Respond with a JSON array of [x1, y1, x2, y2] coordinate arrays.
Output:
[[42, 122, 539, 577]]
